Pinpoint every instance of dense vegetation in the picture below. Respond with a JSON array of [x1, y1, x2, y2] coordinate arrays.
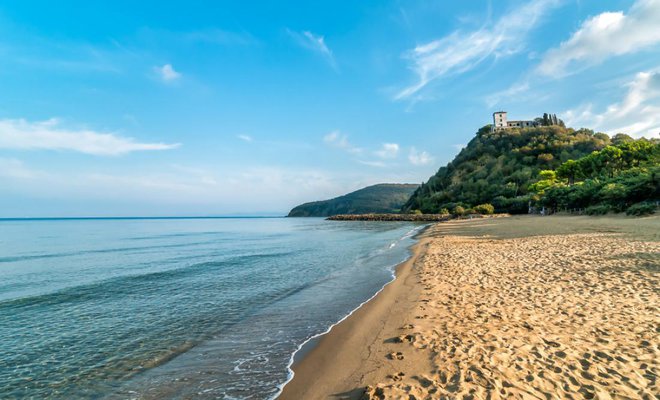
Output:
[[530, 139, 659, 215], [288, 183, 419, 217], [403, 125, 618, 214]]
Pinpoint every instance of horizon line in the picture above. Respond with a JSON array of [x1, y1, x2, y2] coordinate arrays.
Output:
[[0, 215, 289, 221]]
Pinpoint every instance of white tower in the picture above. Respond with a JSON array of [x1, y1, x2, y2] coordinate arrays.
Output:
[[493, 111, 507, 130]]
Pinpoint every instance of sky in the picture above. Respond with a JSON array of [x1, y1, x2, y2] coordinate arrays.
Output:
[[1, 0, 659, 217]]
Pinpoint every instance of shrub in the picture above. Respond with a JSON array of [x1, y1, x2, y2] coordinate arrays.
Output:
[[585, 205, 611, 215], [473, 203, 495, 215], [626, 201, 657, 216], [439, 208, 449, 215], [453, 205, 465, 216], [412, 209, 423, 215], [493, 195, 531, 214]]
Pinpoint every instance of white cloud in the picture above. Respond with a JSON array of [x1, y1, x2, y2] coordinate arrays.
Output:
[[323, 130, 361, 153], [538, 0, 660, 77], [563, 70, 660, 138], [0, 159, 350, 214], [154, 63, 181, 82], [357, 160, 387, 168], [408, 147, 434, 166], [237, 134, 253, 142], [287, 29, 337, 69], [396, 0, 560, 99], [0, 157, 39, 180], [374, 143, 400, 159], [324, 134, 401, 167], [0, 118, 180, 155], [486, 81, 531, 108]]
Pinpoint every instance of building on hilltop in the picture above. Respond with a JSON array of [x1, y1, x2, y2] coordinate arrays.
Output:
[[492, 111, 565, 132], [492, 111, 537, 132]]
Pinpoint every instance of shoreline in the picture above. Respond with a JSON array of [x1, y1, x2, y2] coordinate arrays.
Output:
[[278, 215, 659, 399], [277, 224, 431, 399], [273, 224, 430, 399]]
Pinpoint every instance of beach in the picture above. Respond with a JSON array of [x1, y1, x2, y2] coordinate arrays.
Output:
[[279, 215, 659, 399]]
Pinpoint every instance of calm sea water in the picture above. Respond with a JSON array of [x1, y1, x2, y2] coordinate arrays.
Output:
[[0, 217, 422, 399]]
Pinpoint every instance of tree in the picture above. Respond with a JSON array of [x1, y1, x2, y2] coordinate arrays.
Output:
[[542, 113, 550, 126], [557, 159, 580, 185], [529, 170, 560, 196], [537, 153, 554, 164], [474, 203, 495, 215], [612, 133, 634, 145], [539, 170, 556, 181], [596, 146, 624, 177]]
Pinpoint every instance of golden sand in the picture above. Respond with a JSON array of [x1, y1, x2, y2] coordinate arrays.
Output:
[[279, 215, 659, 400]]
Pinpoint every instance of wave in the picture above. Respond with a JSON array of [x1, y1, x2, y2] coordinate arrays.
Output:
[[0, 239, 238, 263], [0, 250, 298, 310]]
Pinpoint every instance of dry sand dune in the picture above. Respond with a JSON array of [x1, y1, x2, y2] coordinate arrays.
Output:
[[280, 215, 659, 400]]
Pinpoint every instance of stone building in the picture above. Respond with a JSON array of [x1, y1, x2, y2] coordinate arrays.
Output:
[[492, 111, 537, 131]]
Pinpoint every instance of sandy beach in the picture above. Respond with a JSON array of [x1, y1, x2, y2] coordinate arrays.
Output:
[[279, 215, 659, 400]]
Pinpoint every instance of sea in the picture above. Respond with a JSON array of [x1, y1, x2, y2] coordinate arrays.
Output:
[[0, 217, 423, 399]]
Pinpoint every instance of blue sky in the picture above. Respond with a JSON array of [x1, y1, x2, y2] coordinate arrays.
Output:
[[1, 0, 659, 216]]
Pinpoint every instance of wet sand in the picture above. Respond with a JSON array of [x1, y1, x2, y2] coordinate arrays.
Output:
[[278, 215, 659, 399]]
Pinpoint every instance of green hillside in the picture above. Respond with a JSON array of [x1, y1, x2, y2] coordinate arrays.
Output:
[[288, 184, 419, 217], [530, 139, 659, 215], [403, 125, 639, 214]]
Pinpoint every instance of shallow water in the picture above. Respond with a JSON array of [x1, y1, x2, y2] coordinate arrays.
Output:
[[0, 217, 421, 399]]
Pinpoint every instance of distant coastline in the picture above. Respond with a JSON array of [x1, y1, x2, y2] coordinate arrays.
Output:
[[288, 184, 418, 217]]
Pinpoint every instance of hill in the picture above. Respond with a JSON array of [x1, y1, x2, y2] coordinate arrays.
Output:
[[403, 125, 627, 214], [288, 184, 419, 217]]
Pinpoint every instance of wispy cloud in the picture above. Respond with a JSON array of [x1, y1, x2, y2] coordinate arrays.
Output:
[[237, 134, 253, 142], [8, 38, 123, 74], [286, 29, 337, 69], [0, 118, 180, 155], [153, 63, 181, 82], [396, 0, 561, 100], [374, 143, 400, 159], [538, 0, 660, 77], [408, 147, 434, 166], [0, 157, 39, 180], [324, 134, 404, 167], [485, 81, 530, 108], [0, 159, 347, 214], [357, 160, 387, 168], [563, 70, 660, 138], [323, 130, 361, 153]]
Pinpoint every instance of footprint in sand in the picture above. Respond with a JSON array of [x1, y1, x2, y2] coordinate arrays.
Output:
[[397, 334, 416, 343], [388, 372, 405, 381]]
